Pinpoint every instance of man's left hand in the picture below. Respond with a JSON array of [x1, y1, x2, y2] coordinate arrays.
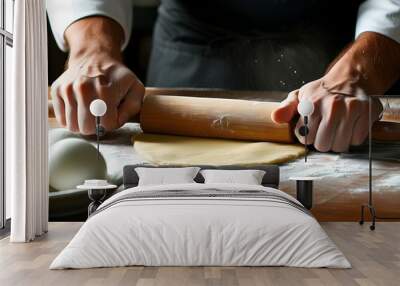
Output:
[[271, 78, 383, 152]]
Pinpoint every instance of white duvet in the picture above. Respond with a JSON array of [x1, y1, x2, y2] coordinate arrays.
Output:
[[50, 183, 350, 269]]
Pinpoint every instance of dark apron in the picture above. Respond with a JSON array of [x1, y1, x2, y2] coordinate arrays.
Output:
[[147, 0, 361, 91]]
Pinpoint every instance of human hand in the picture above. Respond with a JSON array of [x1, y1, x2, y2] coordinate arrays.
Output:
[[271, 78, 383, 152], [50, 16, 144, 135], [51, 52, 144, 135]]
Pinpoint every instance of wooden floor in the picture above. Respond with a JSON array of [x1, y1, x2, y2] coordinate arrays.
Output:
[[1, 222, 400, 286]]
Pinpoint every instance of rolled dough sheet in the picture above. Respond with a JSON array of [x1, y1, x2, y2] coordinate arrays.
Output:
[[133, 133, 305, 166]]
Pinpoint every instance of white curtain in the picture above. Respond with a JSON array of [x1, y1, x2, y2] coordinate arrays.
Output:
[[7, 0, 49, 242]]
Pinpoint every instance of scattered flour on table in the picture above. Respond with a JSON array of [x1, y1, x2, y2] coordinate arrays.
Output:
[[281, 153, 399, 197]]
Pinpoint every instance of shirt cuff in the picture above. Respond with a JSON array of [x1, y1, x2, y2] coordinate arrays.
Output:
[[46, 0, 132, 52], [355, 0, 400, 44]]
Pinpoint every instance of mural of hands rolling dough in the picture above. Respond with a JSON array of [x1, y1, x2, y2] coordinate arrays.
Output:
[[46, 0, 400, 221]]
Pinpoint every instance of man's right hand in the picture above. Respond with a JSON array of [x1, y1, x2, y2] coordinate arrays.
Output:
[[50, 17, 144, 135]]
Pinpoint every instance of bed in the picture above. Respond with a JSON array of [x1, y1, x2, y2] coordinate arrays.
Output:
[[50, 164, 350, 269]]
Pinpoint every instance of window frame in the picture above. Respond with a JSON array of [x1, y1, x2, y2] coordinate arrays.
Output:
[[0, 0, 13, 233]]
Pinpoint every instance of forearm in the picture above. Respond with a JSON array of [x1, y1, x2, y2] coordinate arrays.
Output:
[[324, 32, 400, 95], [65, 16, 124, 66]]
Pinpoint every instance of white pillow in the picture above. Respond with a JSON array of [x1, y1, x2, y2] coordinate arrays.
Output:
[[200, 169, 266, 185], [135, 167, 200, 186]]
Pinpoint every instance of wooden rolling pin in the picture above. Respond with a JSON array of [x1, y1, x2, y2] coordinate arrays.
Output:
[[48, 92, 400, 142], [140, 95, 295, 143], [140, 95, 400, 143]]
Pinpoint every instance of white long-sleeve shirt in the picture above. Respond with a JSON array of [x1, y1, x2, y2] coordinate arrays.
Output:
[[46, 0, 400, 51]]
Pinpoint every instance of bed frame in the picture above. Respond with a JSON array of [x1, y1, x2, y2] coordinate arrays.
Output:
[[123, 164, 280, 189]]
